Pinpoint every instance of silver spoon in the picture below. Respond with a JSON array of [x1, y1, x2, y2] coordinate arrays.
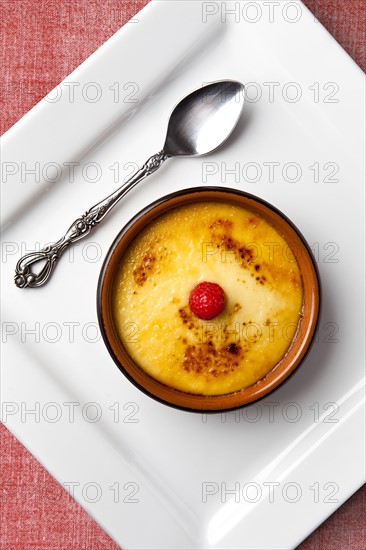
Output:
[[14, 80, 245, 288]]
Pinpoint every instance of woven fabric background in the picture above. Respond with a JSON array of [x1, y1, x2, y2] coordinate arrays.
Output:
[[1, 1, 365, 548]]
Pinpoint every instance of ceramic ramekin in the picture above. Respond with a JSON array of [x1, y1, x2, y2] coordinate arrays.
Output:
[[97, 187, 320, 412]]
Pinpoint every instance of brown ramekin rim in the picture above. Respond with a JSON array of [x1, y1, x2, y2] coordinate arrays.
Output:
[[97, 186, 321, 413]]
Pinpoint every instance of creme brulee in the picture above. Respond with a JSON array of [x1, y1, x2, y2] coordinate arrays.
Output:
[[112, 202, 303, 396]]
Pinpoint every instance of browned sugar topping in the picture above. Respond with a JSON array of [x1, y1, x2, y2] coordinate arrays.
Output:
[[133, 252, 156, 286], [179, 306, 196, 330], [182, 341, 243, 377], [209, 218, 255, 268]]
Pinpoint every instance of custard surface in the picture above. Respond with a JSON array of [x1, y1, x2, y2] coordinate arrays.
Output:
[[113, 202, 303, 396]]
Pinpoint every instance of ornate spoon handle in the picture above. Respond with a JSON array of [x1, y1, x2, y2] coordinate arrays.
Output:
[[14, 151, 170, 288]]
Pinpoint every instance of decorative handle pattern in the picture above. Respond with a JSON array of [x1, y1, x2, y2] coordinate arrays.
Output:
[[14, 151, 169, 288]]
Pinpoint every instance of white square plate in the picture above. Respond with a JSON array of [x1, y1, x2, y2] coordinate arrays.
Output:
[[1, 1, 365, 548]]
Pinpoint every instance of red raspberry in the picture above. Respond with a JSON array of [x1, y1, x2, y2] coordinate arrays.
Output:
[[189, 282, 226, 320]]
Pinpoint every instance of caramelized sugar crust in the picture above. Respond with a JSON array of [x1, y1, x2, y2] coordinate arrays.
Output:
[[113, 202, 303, 396]]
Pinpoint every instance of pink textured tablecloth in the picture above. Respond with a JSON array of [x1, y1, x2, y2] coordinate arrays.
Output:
[[1, 1, 365, 548]]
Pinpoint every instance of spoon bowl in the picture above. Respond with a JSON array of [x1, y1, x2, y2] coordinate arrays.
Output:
[[163, 80, 245, 156]]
